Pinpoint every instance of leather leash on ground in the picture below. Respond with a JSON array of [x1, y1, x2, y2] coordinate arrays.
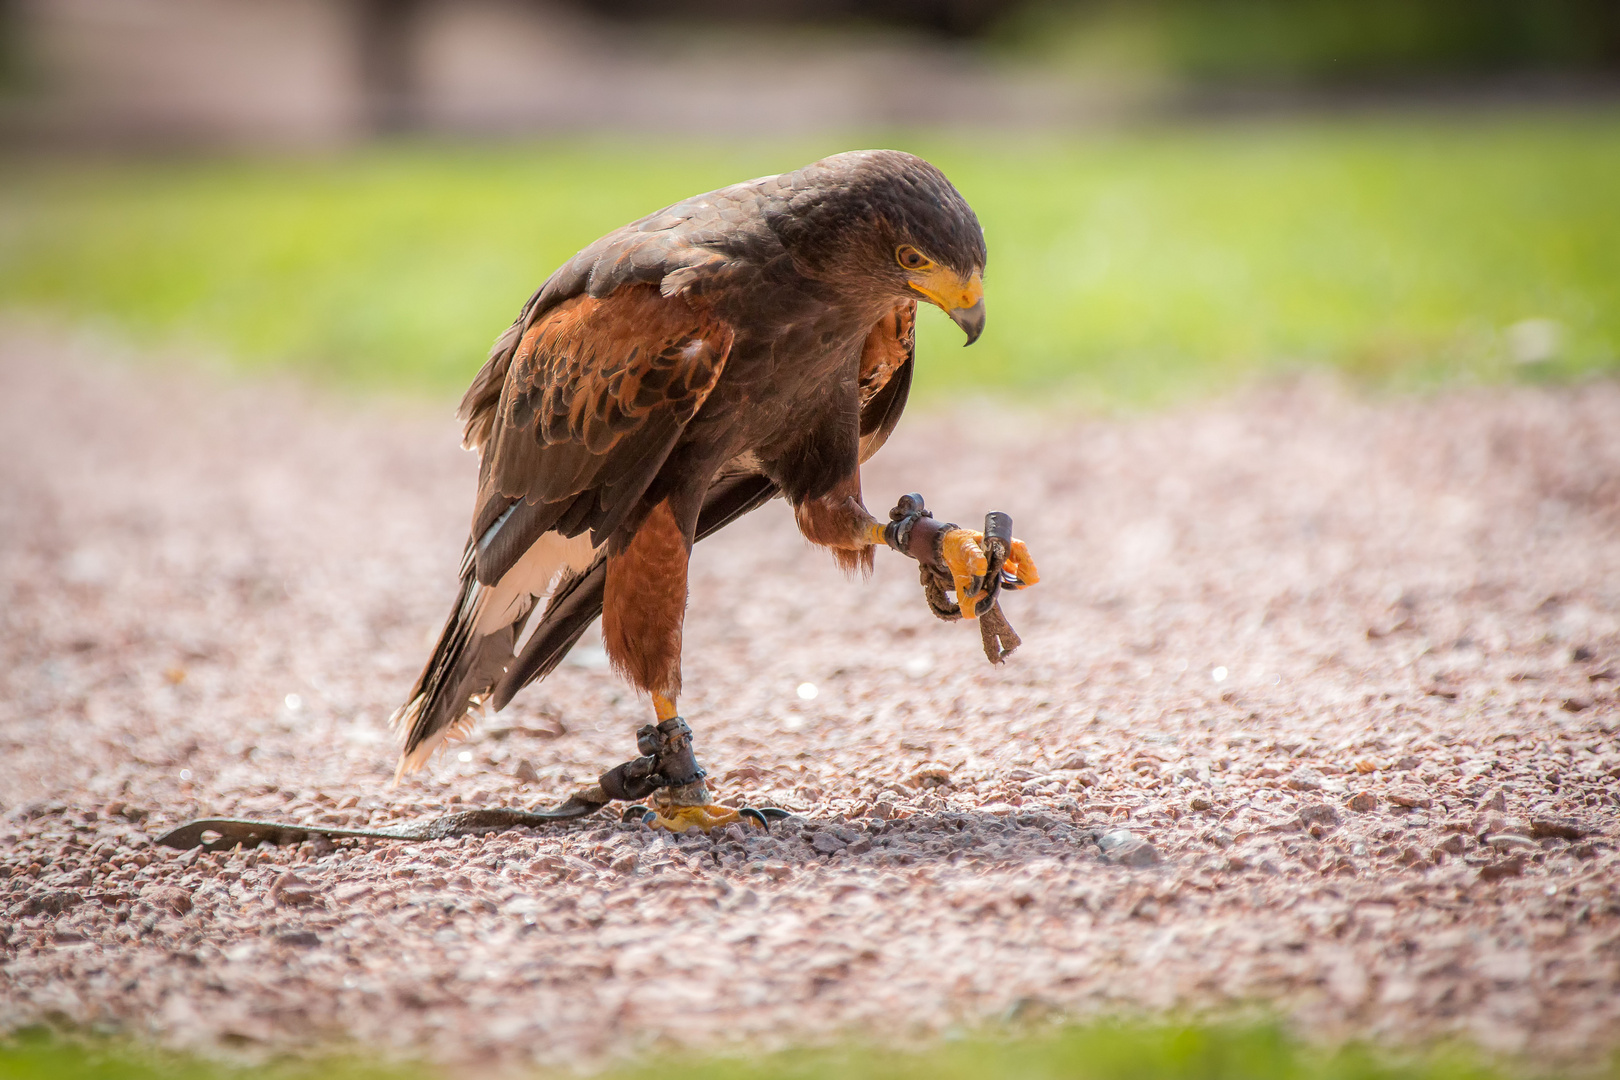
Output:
[[156, 719, 789, 852], [155, 798, 608, 852], [883, 493, 1027, 664]]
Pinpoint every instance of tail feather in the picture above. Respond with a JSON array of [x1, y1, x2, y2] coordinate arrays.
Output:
[[390, 558, 534, 781], [492, 557, 607, 711]]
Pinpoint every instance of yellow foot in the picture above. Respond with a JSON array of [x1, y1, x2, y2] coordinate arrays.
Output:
[[622, 803, 783, 833], [940, 527, 1040, 618]]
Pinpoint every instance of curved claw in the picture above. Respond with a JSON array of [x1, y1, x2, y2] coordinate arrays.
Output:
[[738, 808, 769, 830], [621, 804, 651, 824], [757, 807, 792, 821]]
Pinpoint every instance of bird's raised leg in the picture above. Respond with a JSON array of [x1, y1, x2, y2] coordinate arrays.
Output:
[[599, 499, 773, 833], [796, 480, 1040, 617]]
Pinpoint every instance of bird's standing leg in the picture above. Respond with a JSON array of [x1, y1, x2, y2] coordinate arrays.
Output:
[[600, 499, 767, 833]]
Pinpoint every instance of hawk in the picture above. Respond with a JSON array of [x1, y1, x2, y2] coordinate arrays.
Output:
[[393, 149, 1039, 832]]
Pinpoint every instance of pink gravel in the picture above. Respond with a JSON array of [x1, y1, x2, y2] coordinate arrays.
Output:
[[1, 325, 1618, 1069]]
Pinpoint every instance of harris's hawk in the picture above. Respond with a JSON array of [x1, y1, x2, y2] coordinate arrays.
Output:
[[393, 149, 1039, 832]]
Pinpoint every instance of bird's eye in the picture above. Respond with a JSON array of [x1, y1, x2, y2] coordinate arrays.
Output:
[[896, 245, 932, 271]]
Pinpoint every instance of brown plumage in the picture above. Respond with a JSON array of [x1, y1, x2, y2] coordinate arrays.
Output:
[[393, 149, 997, 789]]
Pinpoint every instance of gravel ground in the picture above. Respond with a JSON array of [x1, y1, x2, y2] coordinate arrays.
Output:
[[2, 327, 1619, 1070]]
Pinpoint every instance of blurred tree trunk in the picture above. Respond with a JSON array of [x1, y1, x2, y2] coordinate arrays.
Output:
[[356, 0, 420, 133]]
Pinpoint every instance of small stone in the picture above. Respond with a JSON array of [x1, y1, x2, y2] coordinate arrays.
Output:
[[1346, 792, 1380, 812], [1387, 788, 1432, 809], [1286, 769, 1323, 792], [1434, 833, 1467, 856], [1561, 697, 1591, 713], [1530, 817, 1586, 841], [271, 872, 320, 907], [333, 882, 374, 903], [1098, 829, 1159, 867], [1478, 788, 1508, 812], [1109, 838, 1161, 868], [514, 759, 541, 785], [145, 885, 192, 915], [1056, 753, 1088, 771], [1478, 855, 1527, 882], [47, 868, 93, 888], [1397, 846, 1430, 867], [1097, 829, 1137, 852], [1393, 755, 1422, 771], [811, 833, 846, 855], [1189, 795, 1214, 812], [907, 764, 952, 789], [846, 837, 873, 855], [1298, 803, 1341, 828], [1486, 833, 1538, 852], [277, 930, 320, 948]]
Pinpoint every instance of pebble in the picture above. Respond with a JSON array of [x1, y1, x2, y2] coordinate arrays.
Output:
[[1286, 769, 1324, 792], [1529, 817, 1586, 840], [143, 885, 193, 915], [1097, 830, 1161, 868], [1387, 789, 1432, 809], [1478, 856, 1527, 882], [1346, 792, 1380, 812], [1297, 803, 1341, 828], [1485, 833, 1538, 852]]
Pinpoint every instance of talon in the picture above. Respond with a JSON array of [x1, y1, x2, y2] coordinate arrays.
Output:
[[621, 804, 651, 823], [739, 808, 769, 830]]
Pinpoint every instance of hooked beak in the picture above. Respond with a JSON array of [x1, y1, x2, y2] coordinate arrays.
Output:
[[908, 268, 985, 346], [948, 298, 985, 346]]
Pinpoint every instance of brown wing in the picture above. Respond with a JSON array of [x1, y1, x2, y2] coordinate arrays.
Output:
[[469, 284, 733, 585], [857, 299, 915, 463]]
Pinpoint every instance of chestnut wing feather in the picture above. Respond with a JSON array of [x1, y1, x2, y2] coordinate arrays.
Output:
[[470, 285, 733, 585]]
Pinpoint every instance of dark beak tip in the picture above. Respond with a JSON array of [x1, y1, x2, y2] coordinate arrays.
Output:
[[952, 300, 986, 346]]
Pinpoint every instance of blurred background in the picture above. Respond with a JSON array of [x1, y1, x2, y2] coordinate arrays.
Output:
[[1, 0, 1618, 405]]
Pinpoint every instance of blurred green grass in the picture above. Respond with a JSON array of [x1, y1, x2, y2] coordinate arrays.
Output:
[[2, 1020, 1598, 1080], [1, 112, 1617, 407]]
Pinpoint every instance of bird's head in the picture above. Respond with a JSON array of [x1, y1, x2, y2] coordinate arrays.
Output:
[[772, 150, 988, 345]]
